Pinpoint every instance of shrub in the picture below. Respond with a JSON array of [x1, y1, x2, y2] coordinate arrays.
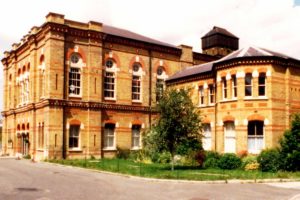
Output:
[[257, 149, 280, 172], [194, 150, 206, 167], [116, 148, 130, 159], [245, 162, 260, 171], [279, 114, 300, 171], [241, 155, 257, 169], [217, 153, 241, 169], [203, 158, 219, 169], [237, 150, 248, 158], [205, 151, 221, 160], [156, 151, 171, 164]]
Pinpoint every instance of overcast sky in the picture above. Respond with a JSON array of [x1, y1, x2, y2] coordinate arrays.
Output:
[[0, 0, 300, 111]]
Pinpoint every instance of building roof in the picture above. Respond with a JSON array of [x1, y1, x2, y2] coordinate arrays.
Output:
[[102, 25, 178, 49], [201, 26, 238, 39], [167, 46, 299, 82]]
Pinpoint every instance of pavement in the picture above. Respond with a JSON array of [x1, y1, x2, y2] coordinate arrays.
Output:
[[0, 158, 299, 200]]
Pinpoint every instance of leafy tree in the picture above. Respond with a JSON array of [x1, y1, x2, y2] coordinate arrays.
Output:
[[279, 113, 300, 171], [144, 88, 202, 170]]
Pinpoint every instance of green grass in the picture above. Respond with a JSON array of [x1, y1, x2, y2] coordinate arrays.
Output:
[[47, 158, 300, 181]]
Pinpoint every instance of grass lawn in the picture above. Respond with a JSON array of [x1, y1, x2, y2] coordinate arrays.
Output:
[[47, 158, 300, 181]]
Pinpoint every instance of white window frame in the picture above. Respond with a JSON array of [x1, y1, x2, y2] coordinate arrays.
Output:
[[69, 54, 83, 98], [132, 63, 143, 103], [156, 67, 168, 102], [208, 84, 215, 105], [132, 125, 141, 149], [245, 73, 252, 97], [202, 124, 212, 150], [104, 72, 116, 100], [69, 125, 80, 150], [104, 59, 117, 100], [232, 75, 237, 99], [222, 77, 227, 100], [224, 122, 236, 153], [199, 86, 205, 106], [103, 124, 116, 150], [247, 121, 264, 154]]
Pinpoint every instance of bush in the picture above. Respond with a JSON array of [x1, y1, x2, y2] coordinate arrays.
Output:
[[245, 162, 260, 171], [116, 148, 130, 159], [241, 155, 257, 169], [237, 150, 248, 158], [279, 114, 300, 171], [156, 151, 171, 164], [257, 149, 280, 172], [205, 151, 221, 160], [203, 158, 219, 169], [217, 153, 241, 169], [194, 150, 206, 167]]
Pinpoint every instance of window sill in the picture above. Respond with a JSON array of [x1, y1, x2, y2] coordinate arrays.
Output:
[[220, 99, 237, 103], [244, 97, 268, 101], [104, 97, 116, 101], [69, 149, 82, 152], [131, 147, 141, 150], [132, 100, 142, 104], [69, 95, 82, 99], [102, 147, 117, 151]]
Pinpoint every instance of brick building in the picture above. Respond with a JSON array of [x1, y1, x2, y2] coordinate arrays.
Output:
[[1, 13, 217, 160], [2, 13, 299, 160]]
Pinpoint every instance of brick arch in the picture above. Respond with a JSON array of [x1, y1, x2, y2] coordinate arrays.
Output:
[[247, 114, 265, 121], [230, 69, 237, 75], [69, 119, 81, 125], [244, 68, 253, 73], [104, 52, 121, 67], [202, 116, 211, 124], [66, 46, 87, 63], [223, 115, 235, 122], [104, 119, 116, 125], [219, 71, 227, 77], [129, 56, 146, 70], [132, 119, 143, 125], [258, 68, 267, 73], [153, 60, 170, 75]]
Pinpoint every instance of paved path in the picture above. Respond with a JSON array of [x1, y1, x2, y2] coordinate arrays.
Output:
[[0, 158, 299, 200]]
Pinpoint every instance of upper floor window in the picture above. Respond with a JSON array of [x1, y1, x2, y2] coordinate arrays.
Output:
[[132, 125, 141, 149], [69, 53, 82, 97], [245, 73, 252, 96], [222, 77, 227, 100], [132, 63, 142, 102], [156, 66, 166, 102], [258, 73, 266, 96], [199, 86, 205, 105], [232, 75, 237, 98], [209, 84, 215, 104], [104, 59, 116, 100]]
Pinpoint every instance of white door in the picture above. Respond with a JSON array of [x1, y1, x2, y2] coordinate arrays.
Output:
[[224, 122, 236, 153]]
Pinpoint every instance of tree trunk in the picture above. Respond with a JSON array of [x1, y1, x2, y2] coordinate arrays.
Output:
[[171, 152, 174, 171]]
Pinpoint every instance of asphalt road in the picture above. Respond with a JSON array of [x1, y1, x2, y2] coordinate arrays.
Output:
[[0, 158, 299, 200]]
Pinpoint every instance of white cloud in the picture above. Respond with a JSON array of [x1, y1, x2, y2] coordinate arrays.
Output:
[[0, 0, 300, 111]]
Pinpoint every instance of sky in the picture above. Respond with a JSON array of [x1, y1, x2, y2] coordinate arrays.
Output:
[[0, 0, 300, 111]]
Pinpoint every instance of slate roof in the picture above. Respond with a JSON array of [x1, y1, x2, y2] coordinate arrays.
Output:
[[102, 25, 178, 49], [201, 26, 238, 39], [167, 46, 298, 81]]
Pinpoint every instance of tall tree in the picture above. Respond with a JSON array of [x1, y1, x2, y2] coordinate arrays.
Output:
[[144, 88, 202, 170], [279, 113, 300, 171]]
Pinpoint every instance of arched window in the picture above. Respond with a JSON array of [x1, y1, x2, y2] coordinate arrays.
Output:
[[69, 53, 82, 97], [132, 63, 142, 102], [156, 66, 167, 102], [39, 55, 45, 98], [245, 73, 252, 96], [104, 123, 115, 149], [224, 121, 236, 153], [198, 86, 205, 106], [104, 59, 116, 100]]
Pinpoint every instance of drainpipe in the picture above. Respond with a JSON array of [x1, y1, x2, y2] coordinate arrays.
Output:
[[62, 34, 67, 159], [148, 49, 152, 128], [214, 70, 218, 151]]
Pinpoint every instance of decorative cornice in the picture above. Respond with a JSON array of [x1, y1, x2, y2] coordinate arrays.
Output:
[[167, 72, 213, 86]]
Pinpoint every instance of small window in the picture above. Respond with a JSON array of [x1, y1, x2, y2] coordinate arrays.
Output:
[[232, 75, 237, 98], [245, 73, 252, 96], [199, 86, 205, 105], [157, 66, 164, 76], [259, 73, 266, 96], [104, 72, 115, 98], [105, 60, 114, 68], [71, 53, 80, 64], [132, 75, 141, 101], [248, 121, 264, 153], [132, 125, 141, 148], [133, 63, 141, 72], [209, 84, 215, 104], [104, 124, 115, 148], [69, 125, 80, 149]]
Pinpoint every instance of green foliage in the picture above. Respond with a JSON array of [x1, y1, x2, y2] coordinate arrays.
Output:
[[279, 113, 300, 171], [194, 150, 206, 167], [116, 147, 130, 159], [23, 154, 31, 159], [241, 155, 257, 169], [143, 88, 202, 170], [217, 153, 242, 170], [257, 149, 280, 172], [203, 151, 221, 169]]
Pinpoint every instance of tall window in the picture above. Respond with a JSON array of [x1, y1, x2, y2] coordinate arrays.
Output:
[[258, 73, 266, 96], [232, 75, 237, 98], [156, 66, 166, 102], [69, 125, 80, 149], [202, 124, 211, 150], [104, 72, 115, 98], [209, 84, 215, 104], [69, 54, 81, 96], [132, 125, 141, 149], [104, 124, 115, 149], [199, 86, 205, 105], [222, 77, 227, 99], [248, 121, 264, 153], [39, 55, 45, 98], [132, 63, 142, 102], [38, 123, 44, 149], [224, 122, 236, 153], [245, 73, 252, 96]]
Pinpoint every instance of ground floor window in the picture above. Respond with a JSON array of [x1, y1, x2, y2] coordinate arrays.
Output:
[[224, 122, 236, 153], [69, 125, 80, 149], [132, 125, 141, 149], [104, 124, 115, 149], [248, 121, 264, 154], [202, 124, 212, 150]]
